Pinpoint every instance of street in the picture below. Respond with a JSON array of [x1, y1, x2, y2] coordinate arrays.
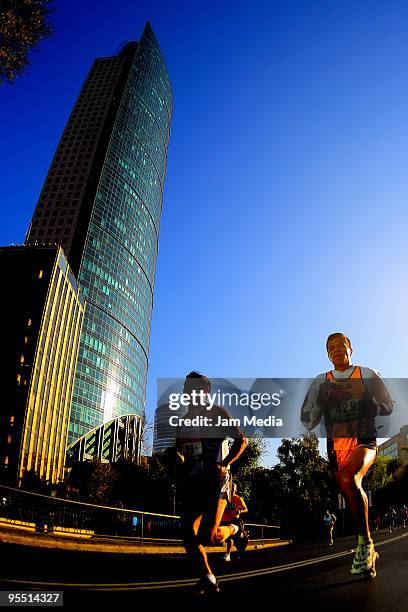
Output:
[[1, 529, 407, 609]]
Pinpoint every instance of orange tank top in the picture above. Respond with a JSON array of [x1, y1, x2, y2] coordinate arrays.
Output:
[[325, 366, 366, 451]]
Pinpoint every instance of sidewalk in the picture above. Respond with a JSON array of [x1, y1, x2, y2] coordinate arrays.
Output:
[[0, 526, 291, 555]]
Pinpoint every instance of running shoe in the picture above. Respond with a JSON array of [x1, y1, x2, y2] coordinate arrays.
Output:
[[350, 542, 379, 577], [195, 576, 220, 596]]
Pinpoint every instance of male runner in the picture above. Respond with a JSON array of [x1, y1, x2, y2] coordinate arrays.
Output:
[[323, 509, 336, 546], [176, 372, 248, 595], [221, 482, 249, 561], [301, 333, 394, 578], [401, 505, 408, 529], [385, 506, 397, 533]]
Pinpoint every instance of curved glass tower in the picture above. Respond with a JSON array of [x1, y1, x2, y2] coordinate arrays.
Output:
[[26, 23, 172, 444]]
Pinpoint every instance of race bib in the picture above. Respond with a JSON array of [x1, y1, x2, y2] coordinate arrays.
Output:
[[329, 399, 362, 422]]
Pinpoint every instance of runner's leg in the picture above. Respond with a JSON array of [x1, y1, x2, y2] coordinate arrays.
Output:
[[335, 447, 378, 576], [335, 447, 376, 539], [183, 512, 214, 576], [210, 497, 237, 543]]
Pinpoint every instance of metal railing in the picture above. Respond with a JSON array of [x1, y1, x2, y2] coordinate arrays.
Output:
[[0, 484, 181, 542], [244, 523, 280, 543], [0, 484, 280, 544]]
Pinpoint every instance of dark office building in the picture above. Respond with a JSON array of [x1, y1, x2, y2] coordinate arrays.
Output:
[[25, 23, 172, 445], [0, 246, 84, 485]]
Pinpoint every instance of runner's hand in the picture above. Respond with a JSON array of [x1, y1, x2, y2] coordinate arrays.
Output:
[[210, 526, 221, 544], [217, 463, 228, 476], [176, 451, 185, 464]]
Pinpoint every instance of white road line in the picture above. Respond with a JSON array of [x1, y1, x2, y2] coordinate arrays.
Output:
[[1, 532, 407, 591]]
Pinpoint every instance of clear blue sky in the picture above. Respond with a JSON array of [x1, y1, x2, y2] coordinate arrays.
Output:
[[1, 0, 408, 464]]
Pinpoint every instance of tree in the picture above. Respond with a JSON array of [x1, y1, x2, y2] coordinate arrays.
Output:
[[387, 457, 403, 476], [112, 452, 175, 514], [232, 436, 266, 478], [20, 469, 48, 493], [67, 459, 116, 505], [140, 416, 154, 457], [235, 435, 335, 537], [372, 461, 408, 510], [272, 435, 335, 539], [0, 0, 53, 84], [231, 435, 266, 501], [246, 465, 282, 524], [365, 454, 396, 492]]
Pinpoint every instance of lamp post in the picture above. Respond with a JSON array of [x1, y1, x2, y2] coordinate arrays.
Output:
[[171, 484, 176, 516], [338, 493, 346, 533]]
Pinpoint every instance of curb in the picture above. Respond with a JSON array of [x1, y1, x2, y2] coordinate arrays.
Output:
[[0, 528, 291, 555]]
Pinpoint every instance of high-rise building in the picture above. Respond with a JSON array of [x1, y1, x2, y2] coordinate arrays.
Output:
[[378, 426, 408, 463], [0, 246, 84, 485], [153, 402, 181, 455], [26, 23, 172, 445]]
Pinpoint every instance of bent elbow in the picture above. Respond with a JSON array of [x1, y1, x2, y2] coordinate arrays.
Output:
[[301, 418, 315, 431]]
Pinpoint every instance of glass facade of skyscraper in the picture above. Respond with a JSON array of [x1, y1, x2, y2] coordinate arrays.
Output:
[[26, 23, 172, 445], [71, 25, 172, 443]]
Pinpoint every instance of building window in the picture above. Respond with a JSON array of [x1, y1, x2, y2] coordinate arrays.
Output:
[[20, 355, 24, 364], [9, 416, 14, 425], [38, 270, 43, 279], [4, 457, 9, 466]]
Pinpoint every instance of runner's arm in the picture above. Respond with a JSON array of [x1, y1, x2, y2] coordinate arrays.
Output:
[[300, 375, 325, 430], [214, 406, 248, 468], [361, 367, 394, 416], [237, 496, 248, 513], [219, 436, 248, 468]]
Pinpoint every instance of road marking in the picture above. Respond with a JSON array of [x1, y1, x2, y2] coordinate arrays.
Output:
[[1, 532, 407, 591]]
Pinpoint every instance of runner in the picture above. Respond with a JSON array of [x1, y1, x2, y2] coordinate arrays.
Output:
[[385, 506, 397, 533], [176, 372, 248, 595], [301, 332, 394, 578], [221, 482, 249, 561], [401, 505, 408, 529], [323, 509, 336, 546], [372, 514, 381, 531]]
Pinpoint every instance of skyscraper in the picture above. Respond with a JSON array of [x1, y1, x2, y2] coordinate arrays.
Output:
[[0, 246, 84, 485], [26, 23, 172, 445]]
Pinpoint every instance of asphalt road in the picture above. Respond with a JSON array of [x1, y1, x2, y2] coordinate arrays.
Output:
[[1, 528, 407, 610]]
